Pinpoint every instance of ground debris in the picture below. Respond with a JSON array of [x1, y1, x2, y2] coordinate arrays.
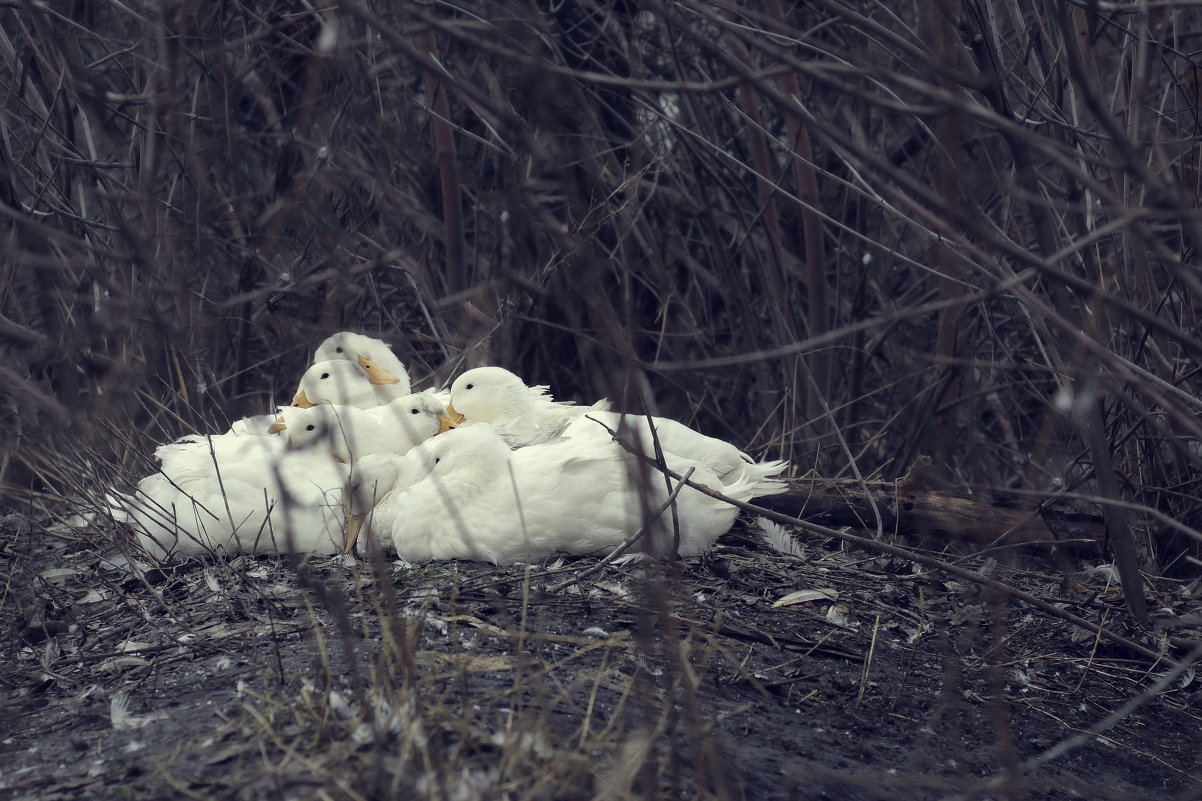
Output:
[[2, 514, 1200, 801]]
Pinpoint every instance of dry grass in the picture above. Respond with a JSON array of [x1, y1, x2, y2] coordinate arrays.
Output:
[[4, 2, 1202, 798], [6, 520, 1201, 800]]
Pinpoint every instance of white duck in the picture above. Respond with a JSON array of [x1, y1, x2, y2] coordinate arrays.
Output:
[[559, 412, 787, 488], [217, 333, 405, 435], [445, 366, 784, 487], [348, 425, 787, 564], [268, 394, 453, 463], [226, 413, 282, 437], [291, 359, 404, 409], [313, 332, 411, 393], [445, 366, 611, 446], [117, 432, 350, 559]]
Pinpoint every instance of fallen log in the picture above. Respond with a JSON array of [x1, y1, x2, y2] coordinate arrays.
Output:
[[755, 474, 1107, 552]]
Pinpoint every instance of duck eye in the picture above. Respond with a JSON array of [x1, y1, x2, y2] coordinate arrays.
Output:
[[465, 383, 473, 390], [320, 372, 330, 379], [434, 457, 440, 464], [335, 346, 343, 353], [306, 424, 315, 431]]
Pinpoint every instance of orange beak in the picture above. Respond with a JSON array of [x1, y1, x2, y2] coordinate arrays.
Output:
[[292, 389, 314, 408], [266, 416, 287, 434], [359, 355, 402, 386], [445, 402, 466, 426], [437, 414, 457, 434]]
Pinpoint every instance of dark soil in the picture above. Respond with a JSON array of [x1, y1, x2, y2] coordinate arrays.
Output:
[[3, 514, 1200, 801]]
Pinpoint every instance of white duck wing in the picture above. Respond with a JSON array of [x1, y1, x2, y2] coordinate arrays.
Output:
[[445, 366, 612, 447], [373, 429, 738, 564], [562, 411, 787, 495], [227, 413, 280, 437], [127, 432, 349, 559], [509, 437, 743, 558]]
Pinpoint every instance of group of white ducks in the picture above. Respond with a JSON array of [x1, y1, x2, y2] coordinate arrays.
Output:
[[113, 332, 788, 564]]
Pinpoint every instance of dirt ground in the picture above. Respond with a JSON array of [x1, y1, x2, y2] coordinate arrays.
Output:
[[3, 511, 1201, 801]]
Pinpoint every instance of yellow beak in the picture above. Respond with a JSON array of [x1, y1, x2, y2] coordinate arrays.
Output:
[[359, 355, 402, 386], [266, 416, 287, 434], [445, 402, 466, 426], [437, 414, 457, 434], [292, 389, 314, 408], [343, 512, 363, 554]]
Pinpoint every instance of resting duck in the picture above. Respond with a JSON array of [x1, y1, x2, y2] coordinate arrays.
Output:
[[291, 359, 408, 408], [444, 366, 784, 487], [117, 432, 350, 559], [444, 366, 611, 446], [269, 393, 453, 463], [347, 424, 787, 563], [115, 338, 426, 559], [313, 332, 411, 393]]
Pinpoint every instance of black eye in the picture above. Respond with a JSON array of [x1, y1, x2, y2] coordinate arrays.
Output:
[[320, 372, 329, 379], [306, 424, 315, 431], [434, 457, 440, 464], [335, 346, 343, 353], [465, 383, 473, 390], [411, 408, 419, 414]]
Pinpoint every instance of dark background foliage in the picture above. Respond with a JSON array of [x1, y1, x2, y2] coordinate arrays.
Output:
[[3, 1, 1202, 575], [5, 5, 1202, 800]]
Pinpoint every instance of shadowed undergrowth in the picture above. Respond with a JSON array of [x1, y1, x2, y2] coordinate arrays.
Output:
[[4, 521, 1200, 800], [4, 2, 1202, 798]]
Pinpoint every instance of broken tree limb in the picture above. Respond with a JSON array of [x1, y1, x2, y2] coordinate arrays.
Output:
[[591, 418, 1171, 666], [755, 475, 1107, 551]]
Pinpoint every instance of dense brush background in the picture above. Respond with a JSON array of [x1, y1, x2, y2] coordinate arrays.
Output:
[[6, 4, 1202, 800], [3, 1, 1202, 577]]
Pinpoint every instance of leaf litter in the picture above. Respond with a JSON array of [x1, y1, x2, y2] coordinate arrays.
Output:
[[2, 514, 1200, 800]]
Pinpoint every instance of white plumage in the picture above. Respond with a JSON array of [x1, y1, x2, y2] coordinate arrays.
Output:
[[119, 335, 785, 565], [119, 333, 435, 560], [445, 365, 785, 488], [226, 413, 281, 437], [271, 393, 450, 462], [559, 411, 786, 488], [292, 359, 405, 408], [349, 424, 787, 564], [117, 432, 349, 559], [446, 366, 611, 446], [313, 332, 411, 393]]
